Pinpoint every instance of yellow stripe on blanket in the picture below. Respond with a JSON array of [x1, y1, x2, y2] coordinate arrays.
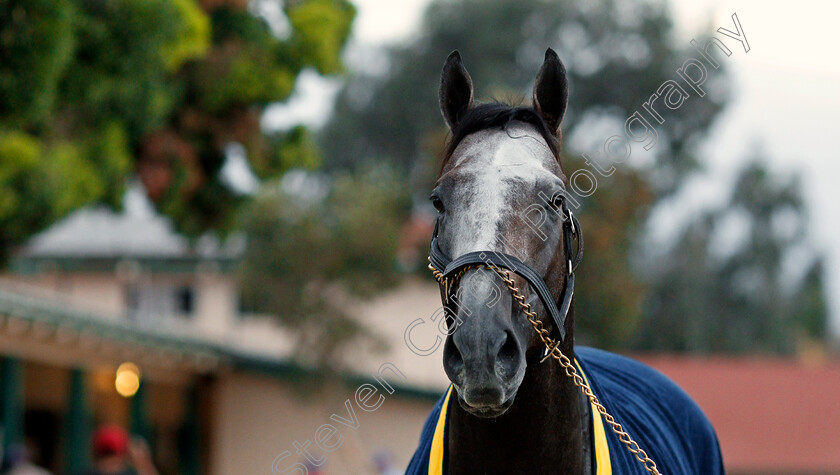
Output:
[[429, 385, 454, 475], [576, 358, 613, 475]]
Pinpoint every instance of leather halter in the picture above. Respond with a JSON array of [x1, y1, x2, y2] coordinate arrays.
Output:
[[428, 197, 584, 342]]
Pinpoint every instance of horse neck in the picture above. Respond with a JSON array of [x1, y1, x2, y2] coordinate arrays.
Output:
[[446, 306, 587, 474]]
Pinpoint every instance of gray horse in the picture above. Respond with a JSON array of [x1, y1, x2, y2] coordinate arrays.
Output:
[[406, 50, 724, 475]]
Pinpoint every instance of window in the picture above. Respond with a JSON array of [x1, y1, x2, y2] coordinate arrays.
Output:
[[175, 286, 194, 315], [124, 282, 196, 322]]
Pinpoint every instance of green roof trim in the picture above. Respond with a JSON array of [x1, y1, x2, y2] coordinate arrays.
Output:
[[0, 288, 442, 400], [0, 288, 224, 362]]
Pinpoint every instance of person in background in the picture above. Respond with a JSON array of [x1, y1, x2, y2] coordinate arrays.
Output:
[[84, 426, 158, 475], [303, 460, 325, 475], [1, 444, 52, 475], [371, 450, 400, 475]]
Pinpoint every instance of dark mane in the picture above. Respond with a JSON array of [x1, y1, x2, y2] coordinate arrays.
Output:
[[440, 102, 562, 176]]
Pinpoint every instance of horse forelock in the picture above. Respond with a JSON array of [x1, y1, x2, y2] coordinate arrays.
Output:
[[439, 103, 564, 178]]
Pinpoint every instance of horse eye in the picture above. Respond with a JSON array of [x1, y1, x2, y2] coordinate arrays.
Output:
[[551, 192, 565, 209], [430, 195, 445, 212]]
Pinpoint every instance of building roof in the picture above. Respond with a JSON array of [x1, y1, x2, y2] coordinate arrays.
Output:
[[10, 206, 243, 274], [21, 206, 190, 258], [638, 354, 840, 473], [18, 206, 243, 259]]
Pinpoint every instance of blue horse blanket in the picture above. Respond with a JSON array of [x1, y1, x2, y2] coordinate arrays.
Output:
[[406, 347, 724, 474]]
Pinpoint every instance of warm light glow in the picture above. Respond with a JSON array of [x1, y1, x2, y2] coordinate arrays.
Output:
[[115, 362, 141, 398]]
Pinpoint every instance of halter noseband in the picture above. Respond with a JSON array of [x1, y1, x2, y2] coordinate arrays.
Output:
[[428, 197, 584, 343]]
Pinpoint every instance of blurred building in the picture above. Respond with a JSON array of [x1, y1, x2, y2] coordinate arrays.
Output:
[[2, 207, 839, 475], [637, 354, 840, 475], [0, 207, 445, 474]]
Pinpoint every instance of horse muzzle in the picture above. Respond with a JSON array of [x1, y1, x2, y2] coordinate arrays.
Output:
[[442, 273, 527, 418]]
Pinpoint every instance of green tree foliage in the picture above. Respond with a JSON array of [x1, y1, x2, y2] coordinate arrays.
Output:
[[0, 0, 355, 257], [320, 0, 727, 194], [318, 0, 731, 349], [633, 158, 829, 353], [319, 0, 829, 353], [563, 156, 656, 348], [237, 165, 410, 363]]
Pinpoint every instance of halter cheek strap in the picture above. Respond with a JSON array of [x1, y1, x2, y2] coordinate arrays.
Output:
[[428, 199, 583, 343], [427, 198, 663, 475]]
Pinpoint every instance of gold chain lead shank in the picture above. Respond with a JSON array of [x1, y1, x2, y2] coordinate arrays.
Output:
[[428, 260, 661, 475]]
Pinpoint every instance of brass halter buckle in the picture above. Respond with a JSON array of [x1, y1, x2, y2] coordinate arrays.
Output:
[[540, 340, 562, 364]]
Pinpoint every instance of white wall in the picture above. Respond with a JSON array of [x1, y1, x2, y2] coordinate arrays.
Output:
[[210, 370, 437, 475], [1, 270, 239, 340]]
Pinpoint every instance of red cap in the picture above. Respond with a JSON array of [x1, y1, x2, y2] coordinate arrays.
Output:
[[92, 425, 130, 457]]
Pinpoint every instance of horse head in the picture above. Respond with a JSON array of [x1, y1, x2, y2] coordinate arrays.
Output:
[[434, 49, 573, 418]]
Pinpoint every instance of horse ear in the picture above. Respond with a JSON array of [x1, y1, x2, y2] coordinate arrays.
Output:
[[533, 48, 568, 135], [439, 50, 474, 130]]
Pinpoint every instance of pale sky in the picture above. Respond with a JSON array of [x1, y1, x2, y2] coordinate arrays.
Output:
[[666, 1, 840, 336], [266, 0, 840, 336]]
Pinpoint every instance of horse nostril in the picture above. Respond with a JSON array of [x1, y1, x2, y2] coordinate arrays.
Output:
[[443, 336, 465, 383], [496, 330, 520, 378]]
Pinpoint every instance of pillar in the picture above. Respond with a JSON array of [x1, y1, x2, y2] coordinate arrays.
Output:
[[64, 368, 90, 474], [0, 357, 24, 450]]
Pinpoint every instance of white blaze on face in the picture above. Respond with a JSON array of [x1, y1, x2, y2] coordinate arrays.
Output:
[[447, 123, 559, 260]]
